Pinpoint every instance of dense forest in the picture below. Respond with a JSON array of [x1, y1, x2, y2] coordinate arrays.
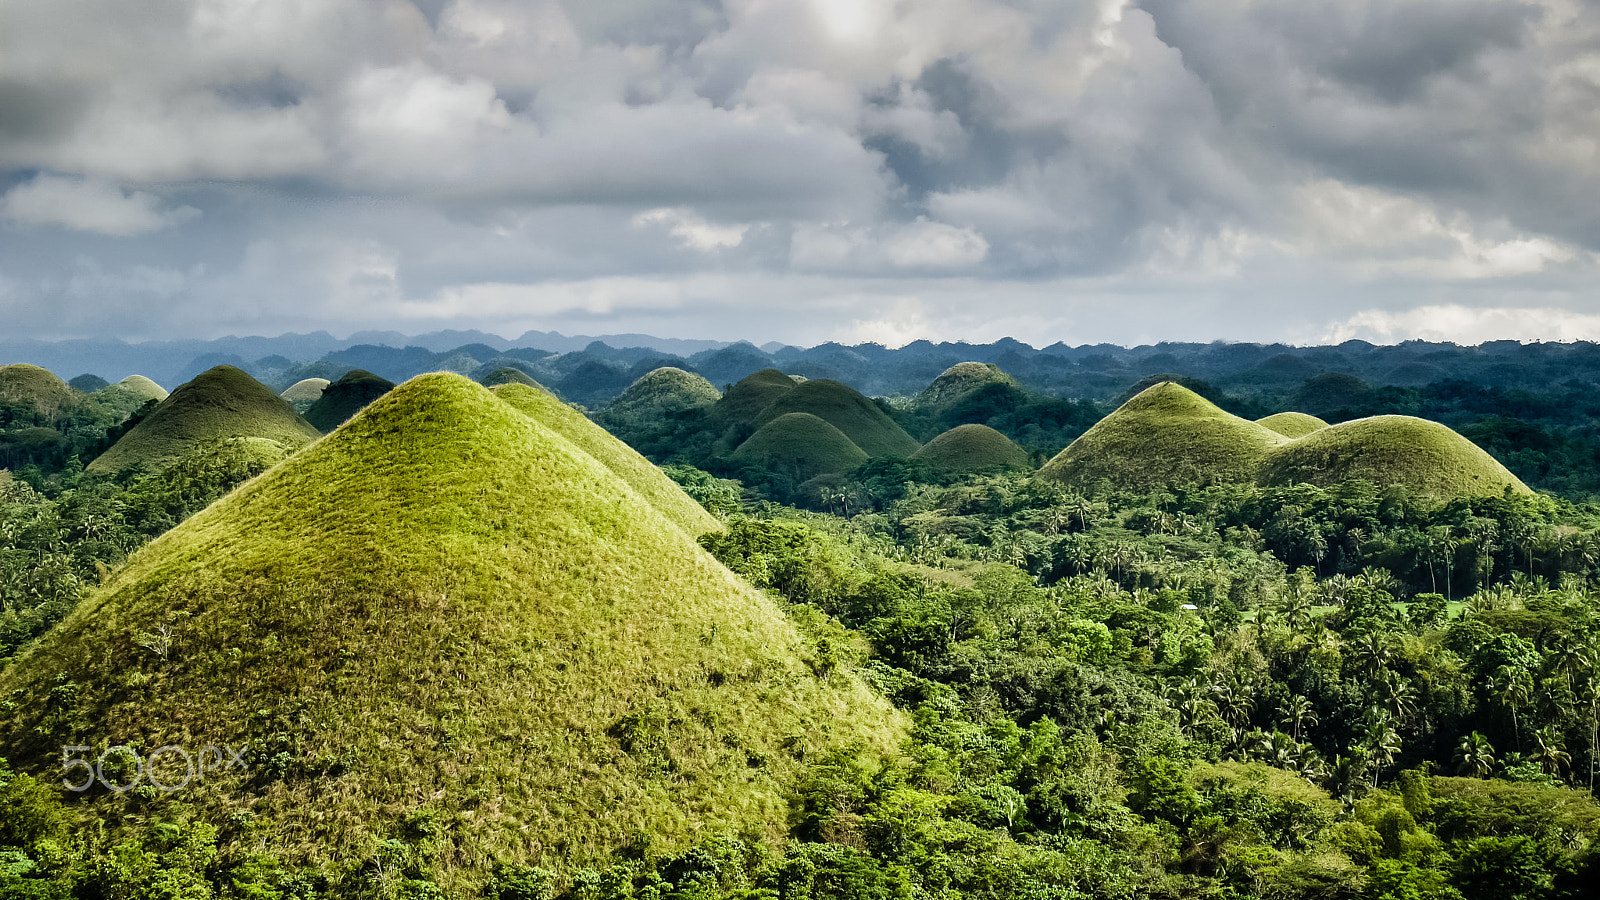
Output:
[[1, 340, 1599, 899]]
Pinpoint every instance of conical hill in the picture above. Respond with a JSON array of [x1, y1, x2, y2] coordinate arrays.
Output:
[[0, 363, 76, 420], [1037, 382, 1288, 491], [481, 366, 547, 390], [912, 424, 1030, 472], [491, 382, 721, 537], [916, 362, 1017, 411], [0, 374, 901, 886], [710, 368, 797, 426], [90, 375, 170, 421], [1256, 411, 1329, 438], [603, 367, 720, 424], [304, 368, 395, 432], [732, 412, 869, 479], [1258, 415, 1531, 500], [752, 379, 920, 458], [280, 377, 329, 403], [86, 365, 321, 475]]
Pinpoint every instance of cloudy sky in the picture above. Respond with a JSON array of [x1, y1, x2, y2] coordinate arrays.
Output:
[[2, 0, 1598, 348]]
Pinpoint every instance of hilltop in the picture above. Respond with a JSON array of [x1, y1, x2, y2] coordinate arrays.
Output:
[[1256, 411, 1329, 438], [1037, 382, 1288, 491], [0, 374, 901, 889], [0, 363, 76, 421], [912, 424, 1031, 472], [1259, 415, 1532, 500], [480, 366, 546, 390], [86, 366, 321, 475], [491, 382, 721, 537], [710, 368, 798, 427], [602, 367, 720, 424], [732, 412, 869, 480], [916, 362, 1018, 411], [304, 369, 395, 432], [279, 377, 329, 412], [752, 379, 920, 458]]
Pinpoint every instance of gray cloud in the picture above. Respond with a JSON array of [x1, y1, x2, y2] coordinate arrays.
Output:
[[0, 0, 1597, 348]]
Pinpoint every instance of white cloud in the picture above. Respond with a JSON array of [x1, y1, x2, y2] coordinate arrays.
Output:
[[792, 218, 989, 271], [0, 175, 199, 235], [1321, 305, 1600, 345], [632, 207, 750, 251], [882, 218, 989, 268]]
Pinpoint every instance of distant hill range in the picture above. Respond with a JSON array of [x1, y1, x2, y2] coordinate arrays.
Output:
[[10, 334, 1600, 416]]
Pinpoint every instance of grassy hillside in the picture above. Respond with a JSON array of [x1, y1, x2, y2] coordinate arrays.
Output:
[[1037, 381, 1288, 491], [480, 366, 546, 390], [305, 369, 395, 432], [0, 363, 77, 420], [0, 374, 901, 890], [912, 423, 1031, 472], [1258, 414, 1532, 500], [603, 367, 720, 423], [1256, 411, 1329, 438], [753, 379, 921, 458], [280, 377, 329, 403], [491, 382, 721, 537], [710, 368, 797, 426], [87, 365, 321, 475], [916, 362, 1017, 410], [90, 375, 171, 422], [732, 412, 870, 480]]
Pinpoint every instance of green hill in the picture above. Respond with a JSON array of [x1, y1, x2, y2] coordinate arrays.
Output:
[[912, 424, 1031, 472], [1037, 382, 1288, 491], [90, 375, 171, 422], [0, 363, 77, 420], [491, 382, 721, 537], [916, 362, 1017, 410], [87, 366, 321, 475], [603, 367, 720, 423], [305, 369, 395, 433], [752, 379, 921, 458], [1258, 415, 1532, 500], [280, 377, 329, 404], [732, 412, 869, 479], [1255, 411, 1329, 438], [710, 368, 797, 426], [480, 366, 547, 390], [0, 374, 900, 889]]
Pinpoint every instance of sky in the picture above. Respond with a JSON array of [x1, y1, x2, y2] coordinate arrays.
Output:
[[2, 0, 1599, 349]]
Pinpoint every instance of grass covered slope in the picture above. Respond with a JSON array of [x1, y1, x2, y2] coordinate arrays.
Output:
[[916, 362, 1017, 411], [912, 424, 1031, 472], [1256, 411, 1329, 438], [480, 366, 547, 390], [491, 382, 721, 537], [710, 368, 797, 426], [603, 367, 720, 423], [0, 374, 900, 885], [0, 363, 77, 420], [753, 379, 921, 458], [280, 377, 329, 404], [305, 369, 396, 432], [732, 412, 869, 479], [1259, 415, 1532, 500], [1038, 381, 1289, 491], [87, 365, 321, 475]]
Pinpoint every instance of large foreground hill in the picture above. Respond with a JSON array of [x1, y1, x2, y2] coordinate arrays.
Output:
[[0, 373, 900, 890]]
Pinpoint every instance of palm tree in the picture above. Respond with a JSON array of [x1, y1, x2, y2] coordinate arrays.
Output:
[[1349, 630, 1393, 681], [1457, 732, 1497, 778], [1282, 695, 1318, 742], [1378, 674, 1418, 725], [1489, 665, 1534, 750], [1364, 710, 1402, 785], [1530, 725, 1571, 779]]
